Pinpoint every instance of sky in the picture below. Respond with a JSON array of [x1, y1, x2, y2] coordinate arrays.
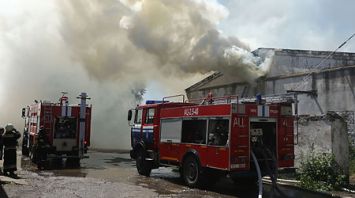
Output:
[[218, 0, 355, 52], [0, 0, 354, 149]]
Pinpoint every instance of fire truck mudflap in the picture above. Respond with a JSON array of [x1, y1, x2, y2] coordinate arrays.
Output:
[[128, 95, 295, 187]]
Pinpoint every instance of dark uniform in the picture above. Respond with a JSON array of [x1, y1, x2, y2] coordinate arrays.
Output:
[[0, 127, 4, 160], [2, 125, 21, 176], [35, 127, 49, 169]]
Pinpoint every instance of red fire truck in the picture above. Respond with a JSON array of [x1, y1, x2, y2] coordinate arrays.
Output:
[[128, 94, 295, 187], [21, 92, 92, 166]]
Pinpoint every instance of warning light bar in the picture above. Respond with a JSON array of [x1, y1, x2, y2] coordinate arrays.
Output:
[[145, 100, 167, 104]]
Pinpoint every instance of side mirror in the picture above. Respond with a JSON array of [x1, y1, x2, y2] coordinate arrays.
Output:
[[21, 108, 26, 118], [128, 110, 132, 121]]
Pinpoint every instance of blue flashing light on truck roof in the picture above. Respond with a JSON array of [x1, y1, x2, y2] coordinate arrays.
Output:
[[145, 100, 167, 105]]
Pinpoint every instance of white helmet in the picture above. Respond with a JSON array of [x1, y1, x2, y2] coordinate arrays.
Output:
[[5, 123, 14, 132]]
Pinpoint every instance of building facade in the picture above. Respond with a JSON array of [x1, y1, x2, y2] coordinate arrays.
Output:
[[185, 48, 355, 173], [186, 48, 355, 125]]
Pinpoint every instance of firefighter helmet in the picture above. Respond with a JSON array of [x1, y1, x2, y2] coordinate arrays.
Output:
[[5, 123, 14, 132]]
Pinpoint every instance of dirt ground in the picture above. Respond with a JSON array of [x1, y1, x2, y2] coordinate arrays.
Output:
[[0, 150, 353, 198]]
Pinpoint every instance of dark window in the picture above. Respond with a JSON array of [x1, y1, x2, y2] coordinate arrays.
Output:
[[134, 109, 143, 124], [208, 119, 229, 146], [54, 117, 77, 139], [181, 120, 207, 144], [145, 108, 155, 124]]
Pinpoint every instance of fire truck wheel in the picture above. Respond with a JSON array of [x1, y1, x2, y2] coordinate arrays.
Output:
[[136, 149, 151, 177], [182, 155, 201, 188]]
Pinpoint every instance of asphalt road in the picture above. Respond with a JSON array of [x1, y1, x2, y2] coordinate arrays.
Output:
[[0, 150, 340, 198]]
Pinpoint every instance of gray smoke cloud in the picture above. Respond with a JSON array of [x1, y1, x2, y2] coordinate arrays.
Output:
[[59, 0, 269, 83], [0, 0, 270, 150]]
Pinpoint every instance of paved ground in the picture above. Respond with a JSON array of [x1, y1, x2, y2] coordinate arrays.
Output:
[[0, 150, 352, 198]]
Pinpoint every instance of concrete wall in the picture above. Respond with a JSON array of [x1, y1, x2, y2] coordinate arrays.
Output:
[[254, 48, 355, 77], [265, 66, 355, 115], [295, 114, 349, 176]]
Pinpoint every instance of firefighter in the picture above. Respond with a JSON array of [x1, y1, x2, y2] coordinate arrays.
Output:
[[35, 126, 49, 170], [209, 122, 227, 146], [209, 130, 222, 145], [0, 127, 4, 160], [2, 123, 21, 177]]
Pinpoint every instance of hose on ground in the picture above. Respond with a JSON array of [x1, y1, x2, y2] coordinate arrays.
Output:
[[260, 147, 289, 198], [251, 151, 263, 198]]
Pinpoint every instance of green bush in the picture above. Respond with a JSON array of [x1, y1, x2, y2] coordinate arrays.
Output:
[[299, 153, 346, 191], [349, 144, 355, 174]]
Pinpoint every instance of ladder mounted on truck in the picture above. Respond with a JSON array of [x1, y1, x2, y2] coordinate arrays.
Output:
[[186, 93, 295, 105]]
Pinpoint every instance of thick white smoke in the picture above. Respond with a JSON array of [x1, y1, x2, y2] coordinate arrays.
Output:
[[0, 0, 270, 150], [59, 0, 268, 83]]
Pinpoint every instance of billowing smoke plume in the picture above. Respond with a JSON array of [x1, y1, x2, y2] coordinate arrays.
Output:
[[59, 0, 268, 83], [0, 0, 270, 150]]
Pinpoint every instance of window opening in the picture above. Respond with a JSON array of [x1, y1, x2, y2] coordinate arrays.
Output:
[[181, 120, 207, 144], [208, 119, 229, 146], [134, 109, 143, 124], [145, 108, 155, 124]]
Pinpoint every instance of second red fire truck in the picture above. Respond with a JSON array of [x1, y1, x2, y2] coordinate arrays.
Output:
[[128, 94, 295, 187], [22, 93, 92, 166]]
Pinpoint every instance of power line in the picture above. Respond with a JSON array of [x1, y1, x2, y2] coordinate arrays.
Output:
[[291, 32, 355, 91]]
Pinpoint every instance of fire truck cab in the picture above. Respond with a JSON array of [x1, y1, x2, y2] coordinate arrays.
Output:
[[128, 95, 295, 187]]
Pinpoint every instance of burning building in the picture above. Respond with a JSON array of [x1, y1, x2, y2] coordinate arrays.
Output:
[[186, 48, 355, 115], [186, 48, 355, 174]]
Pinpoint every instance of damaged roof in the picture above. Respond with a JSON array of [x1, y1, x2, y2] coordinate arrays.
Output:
[[186, 48, 355, 92]]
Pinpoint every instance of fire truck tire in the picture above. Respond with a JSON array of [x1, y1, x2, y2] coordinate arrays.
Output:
[[182, 155, 201, 188], [136, 149, 151, 177]]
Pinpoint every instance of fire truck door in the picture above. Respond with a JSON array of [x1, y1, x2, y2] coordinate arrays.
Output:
[[142, 108, 155, 147], [131, 109, 143, 148], [206, 118, 230, 170], [230, 115, 249, 170]]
